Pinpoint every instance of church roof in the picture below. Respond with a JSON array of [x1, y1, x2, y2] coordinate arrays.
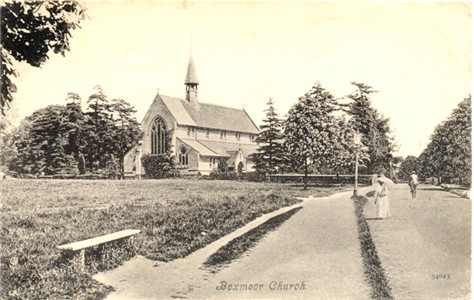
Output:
[[177, 138, 220, 157], [160, 95, 260, 134], [185, 55, 199, 84], [178, 138, 258, 158], [197, 140, 258, 157]]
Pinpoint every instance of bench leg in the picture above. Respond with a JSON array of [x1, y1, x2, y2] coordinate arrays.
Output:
[[79, 249, 85, 272]]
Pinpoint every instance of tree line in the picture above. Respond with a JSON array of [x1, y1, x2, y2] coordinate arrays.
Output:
[[1, 81, 395, 183], [253, 81, 396, 188], [398, 96, 471, 186], [0, 86, 141, 178]]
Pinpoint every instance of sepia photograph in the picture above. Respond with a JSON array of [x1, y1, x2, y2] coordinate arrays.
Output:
[[0, 1, 471, 299]]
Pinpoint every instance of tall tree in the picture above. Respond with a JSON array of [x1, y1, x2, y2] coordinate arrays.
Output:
[[1, 0, 86, 115], [111, 98, 142, 179], [84, 85, 115, 172], [253, 97, 285, 175], [12, 105, 78, 175], [344, 82, 396, 174], [64, 92, 87, 173], [284, 82, 354, 189], [419, 96, 471, 186]]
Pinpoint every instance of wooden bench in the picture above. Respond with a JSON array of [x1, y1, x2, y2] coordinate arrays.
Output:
[[57, 229, 140, 270]]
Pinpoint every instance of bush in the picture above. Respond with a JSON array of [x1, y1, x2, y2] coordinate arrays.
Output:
[[239, 172, 266, 182], [141, 154, 177, 179], [209, 171, 238, 180]]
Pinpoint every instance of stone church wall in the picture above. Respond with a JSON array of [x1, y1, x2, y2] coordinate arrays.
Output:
[[141, 96, 177, 156], [175, 140, 199, 172]]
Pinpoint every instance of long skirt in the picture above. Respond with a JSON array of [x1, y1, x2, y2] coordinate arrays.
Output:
[[377, 195, 391, 219]]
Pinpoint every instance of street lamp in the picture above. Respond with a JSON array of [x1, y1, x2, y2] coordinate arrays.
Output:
[[353, 133, 362, 197]]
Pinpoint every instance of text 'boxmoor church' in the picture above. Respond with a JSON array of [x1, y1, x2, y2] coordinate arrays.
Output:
[[124, 54, 260, 176]]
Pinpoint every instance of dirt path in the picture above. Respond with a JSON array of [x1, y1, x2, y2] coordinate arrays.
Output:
[[364, 184, 471, 299], [94, 189, 371, 299], [93, 202, 306, 299]]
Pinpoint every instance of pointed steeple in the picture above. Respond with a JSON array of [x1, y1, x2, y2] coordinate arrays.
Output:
[[185, 54, 199, 85], [185, 54, 199, 105]]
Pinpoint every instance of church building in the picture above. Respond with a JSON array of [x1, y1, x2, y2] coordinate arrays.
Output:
[[124, 55, 260, 176]]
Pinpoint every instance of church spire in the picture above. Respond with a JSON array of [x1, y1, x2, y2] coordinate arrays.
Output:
[[185, 53, 199, 104], [185, 54, 199, 85]]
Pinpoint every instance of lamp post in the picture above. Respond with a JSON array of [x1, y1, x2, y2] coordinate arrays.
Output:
[[353, 133, 362, 197]]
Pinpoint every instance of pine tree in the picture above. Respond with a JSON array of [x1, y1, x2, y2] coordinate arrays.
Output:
[[84, 85, 115, 172], [344, 82, 395, 175], [111, 98, 142, 179], [13, 105, 78, 175], [64, 93, 86, 174], [254, 97, 285, 175]]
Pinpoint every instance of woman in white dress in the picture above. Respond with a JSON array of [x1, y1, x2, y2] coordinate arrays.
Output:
[[375, 177, 390, 219]]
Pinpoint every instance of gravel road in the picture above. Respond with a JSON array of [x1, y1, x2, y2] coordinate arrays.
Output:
[[364, 184, 471, 299], [95, 189, 372, 299]]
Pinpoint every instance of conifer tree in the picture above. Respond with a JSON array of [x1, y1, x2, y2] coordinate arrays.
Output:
[[111, 98, 142, 179], [14, 105, 78, 175], [254, 97, 285, 175], [84, 85, 115, 172], [64, 93, 87, 173], [344, 82, 395, 174]]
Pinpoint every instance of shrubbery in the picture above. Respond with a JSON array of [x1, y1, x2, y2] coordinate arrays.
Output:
[[208, 171, 267, 182], [209, 170, 239, 180], [141, 154, 179, 179], [239, 171, 267, 182]]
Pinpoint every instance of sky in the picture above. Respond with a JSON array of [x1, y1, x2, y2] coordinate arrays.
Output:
[[9, 1, 472, 158]]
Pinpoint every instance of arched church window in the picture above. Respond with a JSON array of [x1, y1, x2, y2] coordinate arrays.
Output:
[[179, 147, 189, 166], [151, 117, 167, 154]]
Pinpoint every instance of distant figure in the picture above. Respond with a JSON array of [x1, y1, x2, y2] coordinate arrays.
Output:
[[375, 174, 391, 219], [408, 171, 419, 199]]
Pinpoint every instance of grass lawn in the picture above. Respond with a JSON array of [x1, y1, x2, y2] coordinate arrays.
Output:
[[1, 179, 347, 299]]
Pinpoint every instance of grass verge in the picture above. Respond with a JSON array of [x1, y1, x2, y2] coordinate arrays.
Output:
[[1, 179, 341, 299], [352, 195, 393, 299], [203, 207, 302, 272]]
